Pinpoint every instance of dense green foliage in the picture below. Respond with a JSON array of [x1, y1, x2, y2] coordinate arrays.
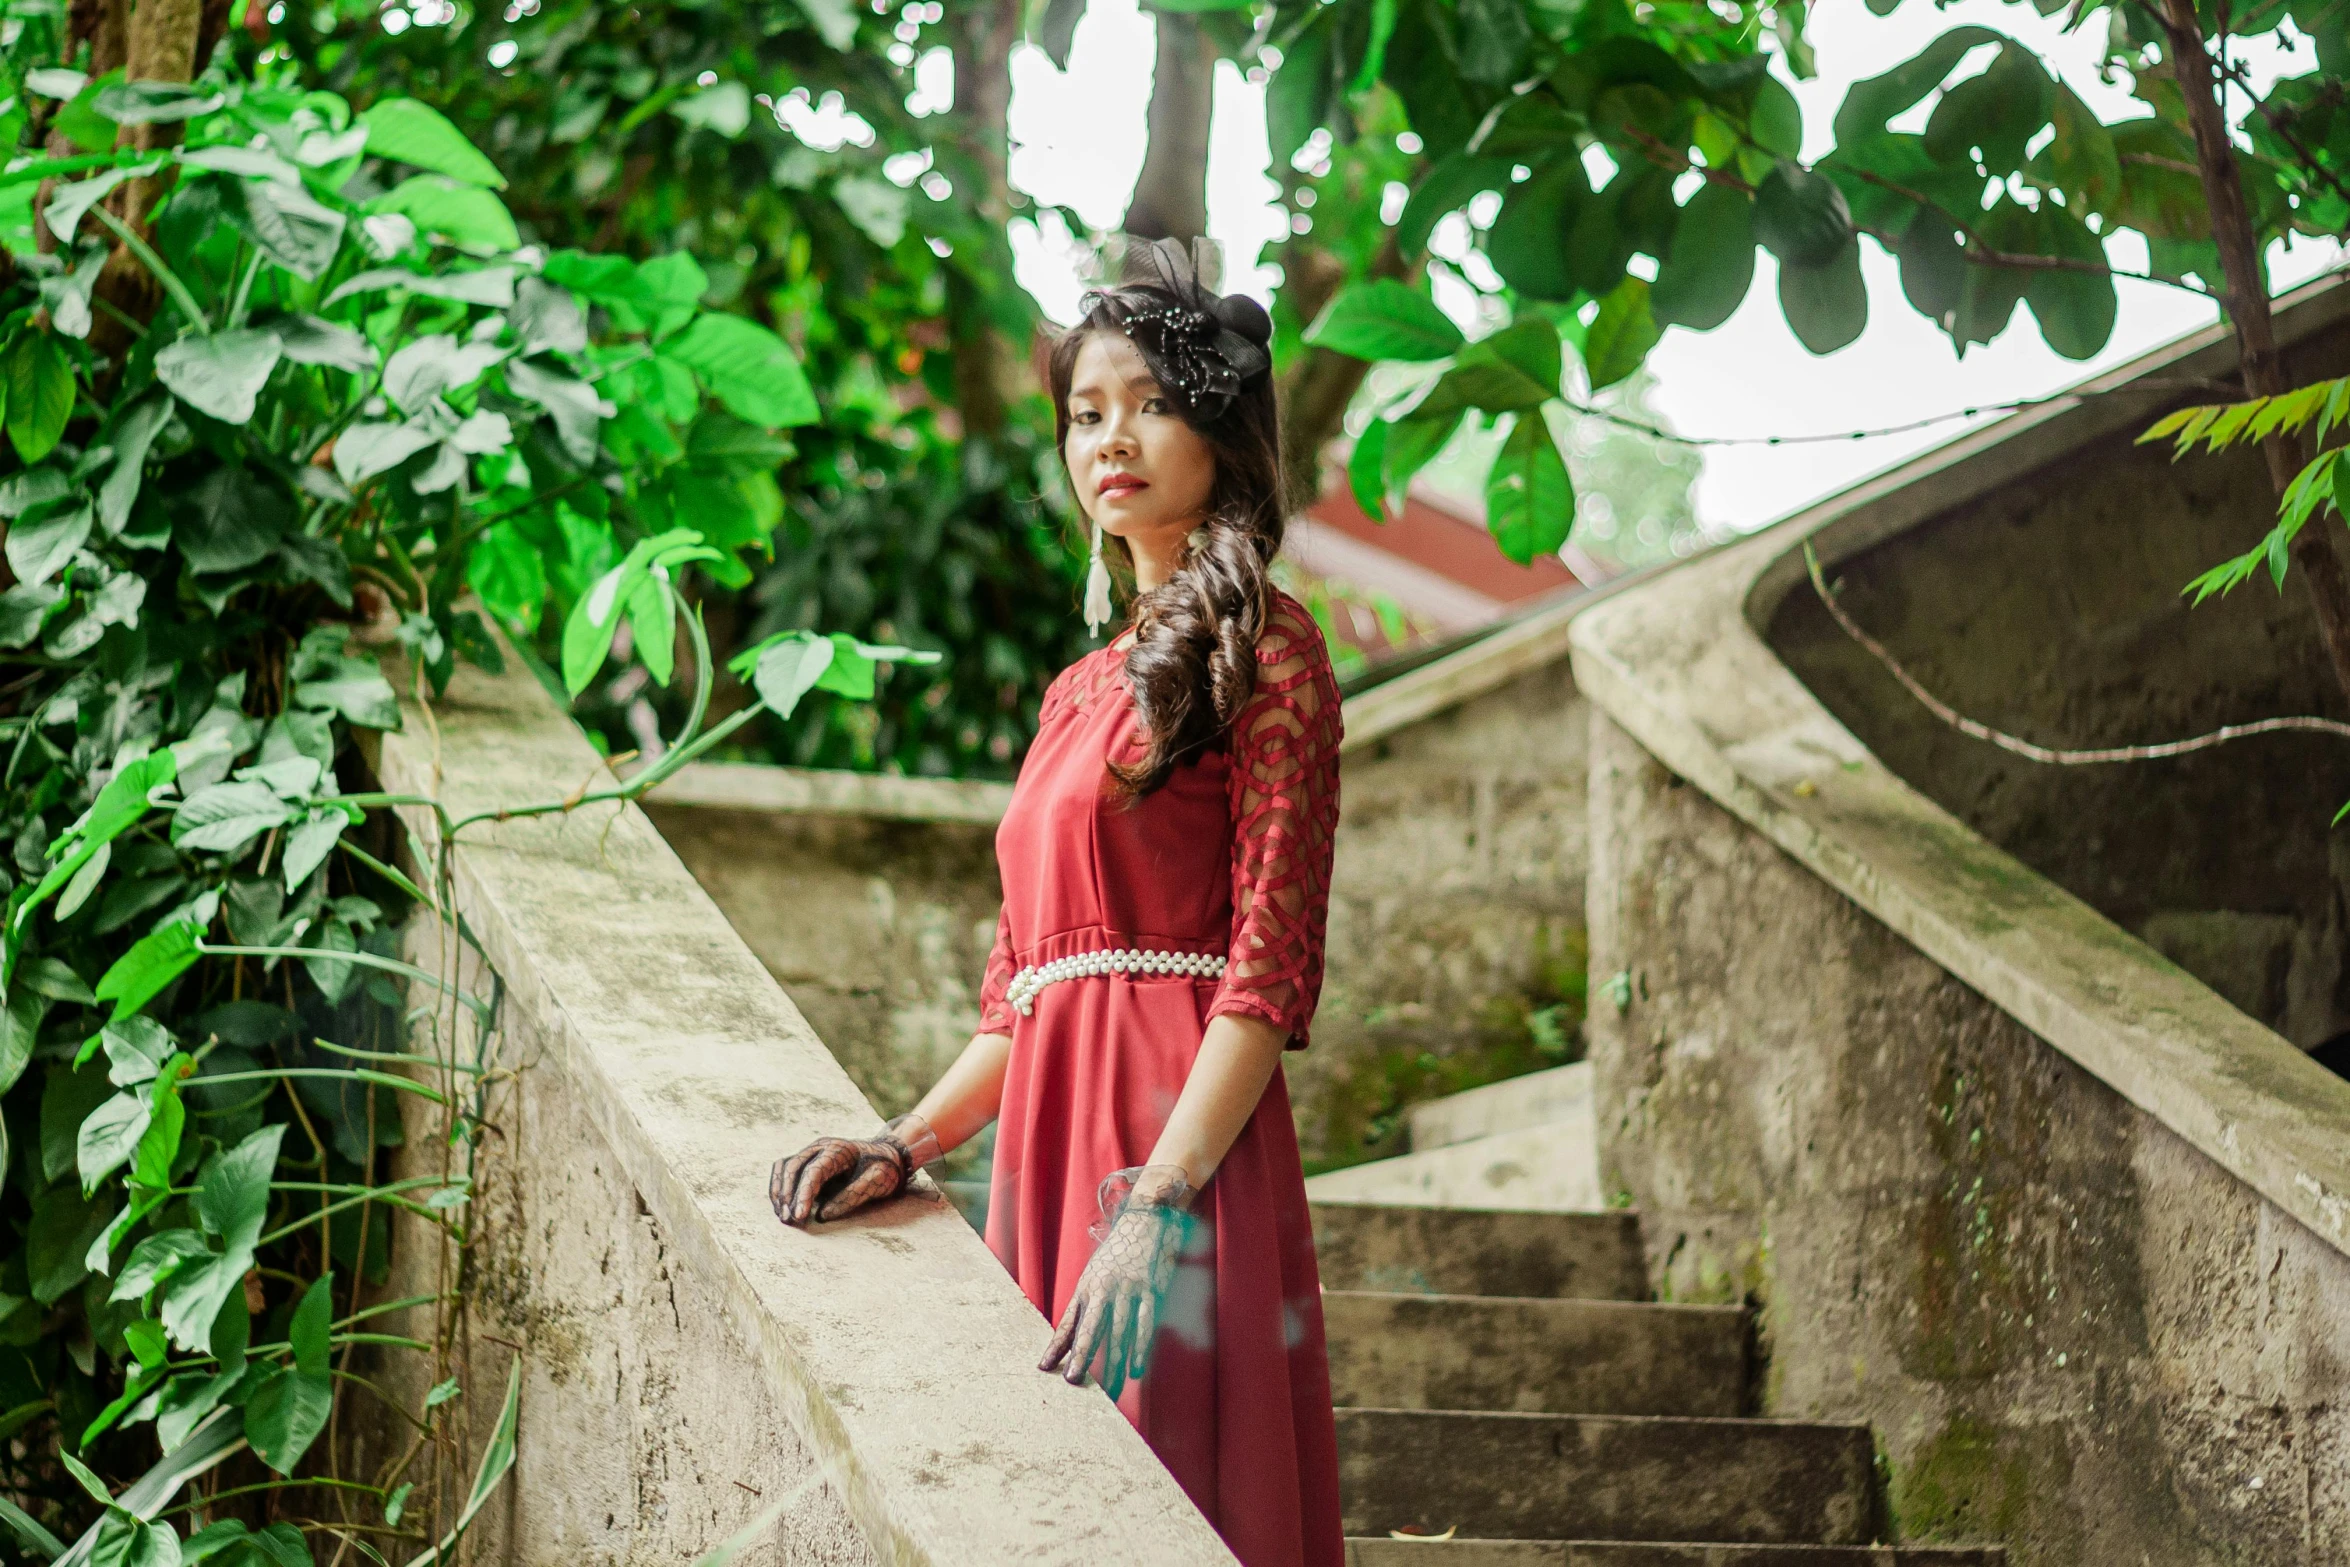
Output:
[[0, 12, 846, 1552], [1253, 0, 2350, 577], [273, 0, 1094, 778]]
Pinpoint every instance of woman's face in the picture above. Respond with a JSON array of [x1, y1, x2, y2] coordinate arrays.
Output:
[[1063, 331, 1217, 558]]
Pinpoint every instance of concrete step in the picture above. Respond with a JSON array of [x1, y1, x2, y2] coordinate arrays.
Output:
[[1306, 1122, 1603, 1212], [1312, 1203, 1648, 1302], [1345, 1542, 2004, 1565], [1337, 1408, 1876, 1546], [1324, 1293, 1748, 1418], [1407, 1061, 1595, 1151]]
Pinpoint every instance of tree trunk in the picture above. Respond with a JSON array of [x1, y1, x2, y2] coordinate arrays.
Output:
[[2160, 0, 2350, 705], [33, 0, 129, 252], [86, 0, 205, 359], [1123, 12, 1212, 248], [946, 0, 1025, 440], [1277, 238, 1408, 513]]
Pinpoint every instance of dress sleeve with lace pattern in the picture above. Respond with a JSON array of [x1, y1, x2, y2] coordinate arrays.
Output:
[[1208, 597, 1343, 1049], [977, 905, 1017, 1037]]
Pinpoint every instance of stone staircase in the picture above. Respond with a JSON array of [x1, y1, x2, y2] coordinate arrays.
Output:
[[1309, 1071, 2005, 1565]]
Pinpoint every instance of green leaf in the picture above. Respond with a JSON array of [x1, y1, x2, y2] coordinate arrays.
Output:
[[331, 422, 439, 485], [154, 330, 284, 426], [672, 81, 752, 139], [177, 466, 295, 574], [661, 314, 819, 428], [160, 1125, 285, 1353], [1895, 207, 1967, 327], [94, 921, 201, 1021], [78, 1090, 150, 1191], [2044, 83, 2121, 214], [1266, 15, 1332, 167], [94, 78, 222, 123], [368, 176, 520, 253], [1651, 183, 1755, 331], [246, 1274, 334, 1474], [0, 1494, 65, 1560], [746, 632, 836, 718], [27, 1182, 111, 1303], [1484, 412, 1574, 563], [1753, 162, 1853, 268], [1348, 420, 1390, 519], [1749, 75, 1803, 160], [1486, 160, 1588, 302], [0, 986, 50, 1095], [87, 1510, 179, 1567], [290, 664, 400, 731], [1304, 280, 1465, 362], [132, 1074, 187, 1189], [797, 0, 859, 47], [102, 1018, 173, 1086], [1778, 234, 1869, 354], [1922, 43, 2049, 175], [280, 811, 349, 895], [1583, 277, 1661, 391], [99, 391, 171, 537], [2022, 206, 2117, 361], [112, 1229, 210, 1302], [1447, 318, 1562, 412], [6, 499, 94, 587], [6, 332, 74, 464], [1381, 399, 1466, 506], [172, 781, 294, 856], [220, 178, 347, 282], [1396, 153, 1512, 257], [360, 98, 507, 189], [504, 360, 612, 464], [1830, 26, 2004, 147], [1455, 0, 1531, 85]]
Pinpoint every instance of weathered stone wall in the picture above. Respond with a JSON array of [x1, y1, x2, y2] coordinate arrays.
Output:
[[644, 804, 1004, 1118], [645, 642, 1593, 1175], [1766, 323, 2350, 1051], [379, 930, 874, 1567], [1302, 656, 1589, 1169], [1587, 711, 2350, 1561]]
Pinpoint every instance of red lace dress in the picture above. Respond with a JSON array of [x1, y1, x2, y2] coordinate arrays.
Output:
[[978, 592, 1344, 1567]]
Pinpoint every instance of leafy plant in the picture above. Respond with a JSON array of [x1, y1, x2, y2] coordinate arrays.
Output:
[[277, 0, 1095, 780], [1258, 0, 2350, 692], [0, 7, 877, 1553]]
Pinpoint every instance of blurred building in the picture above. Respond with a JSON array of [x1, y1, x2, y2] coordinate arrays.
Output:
[[1281, 477, 1600, 668]]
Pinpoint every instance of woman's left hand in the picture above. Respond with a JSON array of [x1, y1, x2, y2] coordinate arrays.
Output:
[[1039, 1164, 1193, 1401]]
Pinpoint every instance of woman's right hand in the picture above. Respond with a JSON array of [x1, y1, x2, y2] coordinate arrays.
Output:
[[770, 1133, 912, 1226]]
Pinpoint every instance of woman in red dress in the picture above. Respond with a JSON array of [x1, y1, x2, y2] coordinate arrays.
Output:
[[770, 240, 1345, 1567]]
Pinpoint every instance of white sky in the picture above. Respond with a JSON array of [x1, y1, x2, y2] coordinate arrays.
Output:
[[985, 0, 2344, 535]]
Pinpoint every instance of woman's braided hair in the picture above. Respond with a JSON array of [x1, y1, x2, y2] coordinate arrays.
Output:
[[1048, 239, 1285, 800]]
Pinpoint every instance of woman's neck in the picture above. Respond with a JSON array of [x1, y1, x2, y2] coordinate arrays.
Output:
[[1128, 521, 1193, 594]]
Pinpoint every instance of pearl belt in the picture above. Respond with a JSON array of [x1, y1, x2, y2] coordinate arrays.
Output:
[[1007, 947, 1227, 1016]]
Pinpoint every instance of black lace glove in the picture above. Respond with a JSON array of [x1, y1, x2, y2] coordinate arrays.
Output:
[[1038, 1163, 1195, 1401], [770, 1113, 942, 1226]]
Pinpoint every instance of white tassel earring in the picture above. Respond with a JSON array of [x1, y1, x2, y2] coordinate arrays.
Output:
[[1083, 515, 1113, 636]]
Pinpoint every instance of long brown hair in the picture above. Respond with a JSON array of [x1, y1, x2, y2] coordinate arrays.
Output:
[[1049, 292, 1286, 798]]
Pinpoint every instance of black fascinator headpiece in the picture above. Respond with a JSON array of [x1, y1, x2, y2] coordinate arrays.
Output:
[[1077, 237, 1274, 424]]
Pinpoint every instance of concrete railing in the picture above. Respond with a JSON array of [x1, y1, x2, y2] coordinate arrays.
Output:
[[1569, 278, 2350, 1555], [373, 655, 1236, 1565]]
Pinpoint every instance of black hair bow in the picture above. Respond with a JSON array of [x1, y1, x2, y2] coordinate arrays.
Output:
[[1080, 237, 1273, 423]]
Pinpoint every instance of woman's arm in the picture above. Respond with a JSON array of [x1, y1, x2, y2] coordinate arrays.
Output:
[[1143, 1013, 1289, 1188], [909, 1030, 1014, 1158]]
